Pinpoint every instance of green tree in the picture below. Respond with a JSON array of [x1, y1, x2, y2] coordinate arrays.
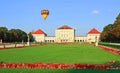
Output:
[[8, 29, 28, 42], [16, 29, 27, 42], [8, 29, 18, 42], [100, 24, 113, 42], [0, 27, 8, 42], [28, 33, 34, 42], [110, 13, 120, 42], [100, 13, 120, 43]]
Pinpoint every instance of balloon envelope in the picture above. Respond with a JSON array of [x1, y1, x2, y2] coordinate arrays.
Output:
[[41, 9, 49, 20]]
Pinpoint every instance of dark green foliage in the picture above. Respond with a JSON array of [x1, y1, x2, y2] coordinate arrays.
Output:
[[0, 27, 8, 42], [100, 13, 120, 43], [0, 27, 34, 42], [99, 42, 120, 50], [8, 29, 28, 42], [100, 24, 113, 42], [28, 33, 35, 42]]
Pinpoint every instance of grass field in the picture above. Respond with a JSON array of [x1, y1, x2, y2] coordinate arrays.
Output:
[[0, 44, 120, 64], [0, 68, 120, 73], [0, 44, 120, 73]]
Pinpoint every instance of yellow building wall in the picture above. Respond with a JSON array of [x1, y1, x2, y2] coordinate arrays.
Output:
[[55, 29, 75, 43]]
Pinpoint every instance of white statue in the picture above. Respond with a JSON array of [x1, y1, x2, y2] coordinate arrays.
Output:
[[0, 39, 2, 44], [27, 34, 30, 46], [95, 36, 98, 46]]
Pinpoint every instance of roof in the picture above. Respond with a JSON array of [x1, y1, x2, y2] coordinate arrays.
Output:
[[88, 28, 100, 34], [57, 25, 73, 29], [31, 29, 45, 34]]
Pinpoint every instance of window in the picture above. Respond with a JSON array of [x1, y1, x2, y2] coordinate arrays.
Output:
[[64, 34, 68, 38], [80, 40, 82, 42]]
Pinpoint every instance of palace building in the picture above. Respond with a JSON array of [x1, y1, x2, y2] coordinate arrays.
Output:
[[31, 25, 100, 43]]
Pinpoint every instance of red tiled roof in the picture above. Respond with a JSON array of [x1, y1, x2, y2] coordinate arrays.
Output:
[[31, 29, 45, 34], [88, 28, 100, 34], [57, 25, 73, 29]]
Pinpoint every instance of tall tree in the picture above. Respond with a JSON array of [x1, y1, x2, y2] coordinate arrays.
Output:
[[110, 13, 120, 42], [28, 33, 34, 42], [16, 29, 27, 42], [0, 27, 8, 42], [100, 13, 120, 42], [8, 29, 28, 42], [100, 24, 113, 42], [8, 29, 18, 42]]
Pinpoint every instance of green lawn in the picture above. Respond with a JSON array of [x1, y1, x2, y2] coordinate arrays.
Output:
[[0, 44, 120, 64], [0, 44, 120, 73], [0, 68, 120, 73]]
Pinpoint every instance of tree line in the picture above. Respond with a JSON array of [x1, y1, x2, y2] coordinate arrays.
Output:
[[1, 13, 120, 43], [100, 13, 120, 43], [0, 27, 34, 43]]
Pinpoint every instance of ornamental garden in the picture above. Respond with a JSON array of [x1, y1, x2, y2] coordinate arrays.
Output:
[[0, 14, 120, 73]]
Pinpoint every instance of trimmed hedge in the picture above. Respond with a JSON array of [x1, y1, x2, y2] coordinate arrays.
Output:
[[99, 42, 120, 50]]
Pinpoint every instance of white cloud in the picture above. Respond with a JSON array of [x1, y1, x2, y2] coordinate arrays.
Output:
[[92, 10, 99, 14]]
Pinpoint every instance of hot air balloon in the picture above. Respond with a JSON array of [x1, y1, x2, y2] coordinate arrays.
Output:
[[41, 9, 49, 20]]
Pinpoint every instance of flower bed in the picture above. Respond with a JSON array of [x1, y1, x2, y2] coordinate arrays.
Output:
[[98, 45, 120, 55], [0, 62, 120, 69]]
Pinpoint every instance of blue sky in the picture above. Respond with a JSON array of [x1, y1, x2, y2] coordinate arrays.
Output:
[[0, 0, 120, 36]]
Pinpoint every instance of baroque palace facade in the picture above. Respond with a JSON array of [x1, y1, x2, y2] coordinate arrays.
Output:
[[31, 25, 100, 43]]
